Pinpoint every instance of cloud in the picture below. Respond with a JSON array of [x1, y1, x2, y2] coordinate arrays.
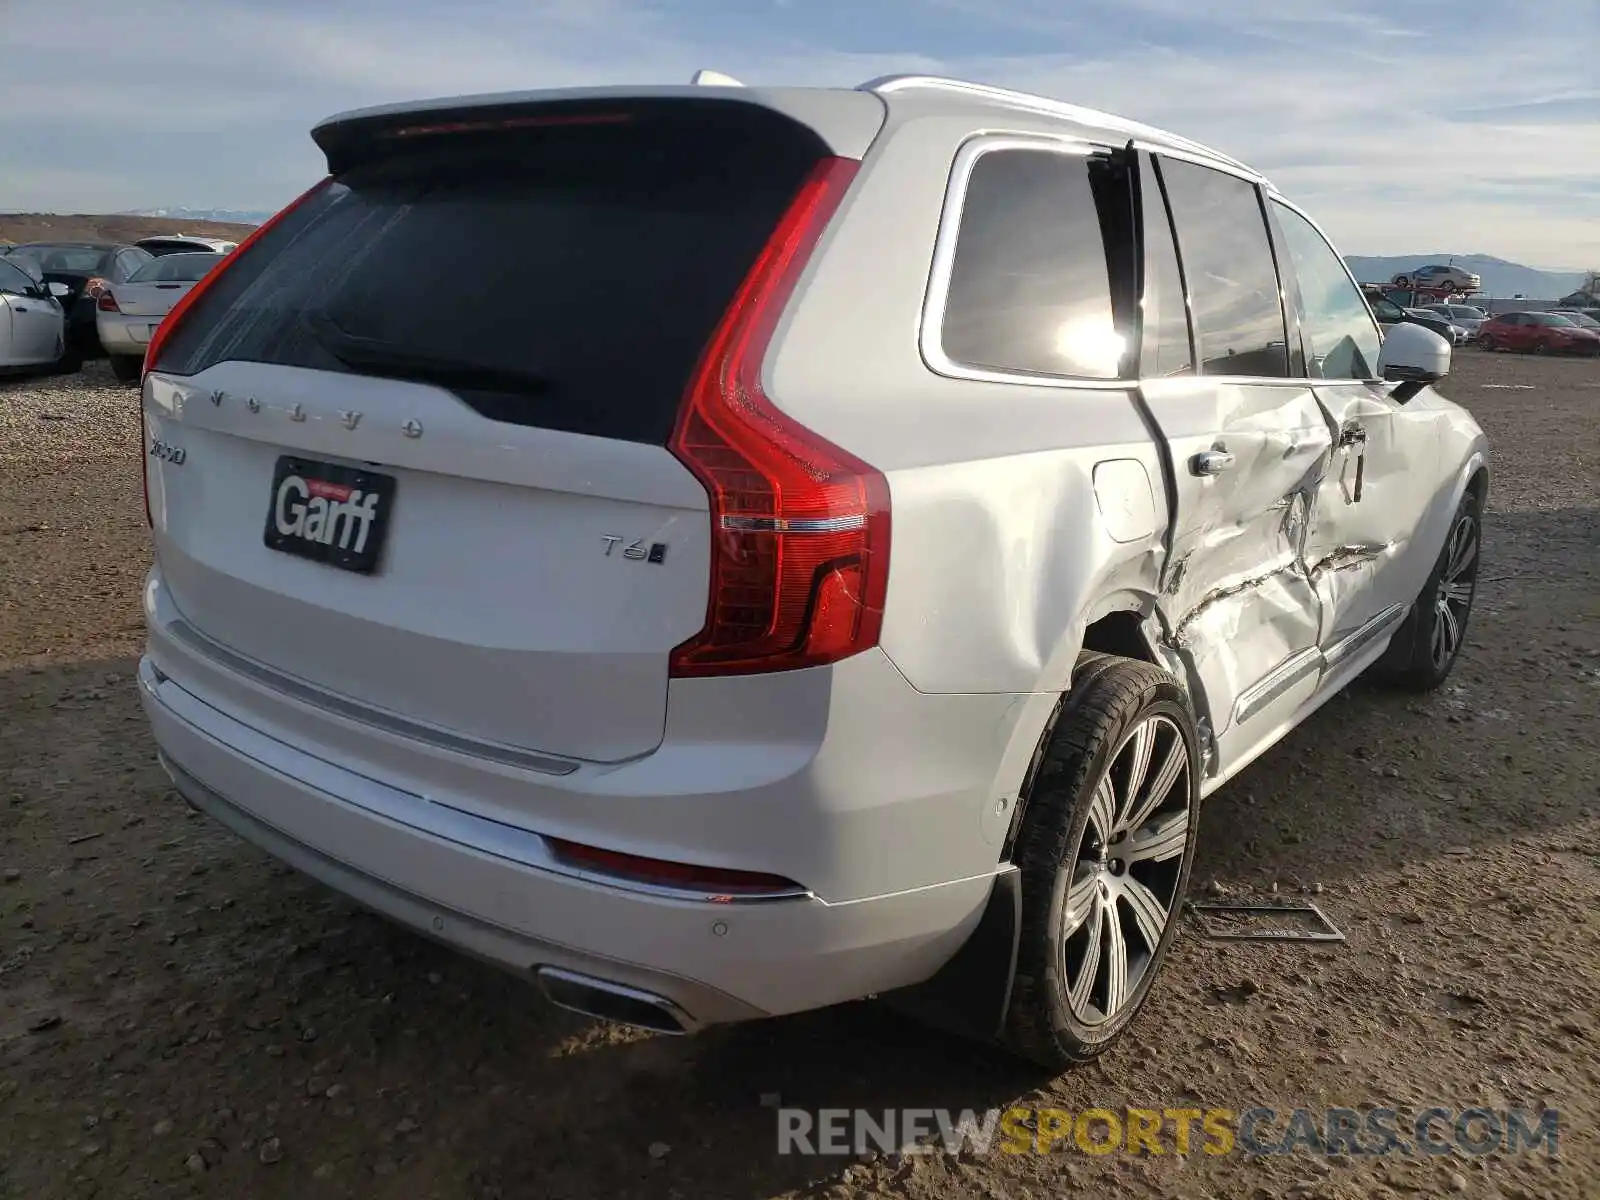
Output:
[[1, 0, 1595, 265]]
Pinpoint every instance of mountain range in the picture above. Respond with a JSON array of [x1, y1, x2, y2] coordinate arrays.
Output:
[[121, 206, 275, 225], [1342, 254, 1587, 300]]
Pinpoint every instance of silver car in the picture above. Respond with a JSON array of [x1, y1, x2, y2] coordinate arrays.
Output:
[[1424, 303, 1487, 340], [136, 75, 1487, 1068], [97, 252, 221, 382]]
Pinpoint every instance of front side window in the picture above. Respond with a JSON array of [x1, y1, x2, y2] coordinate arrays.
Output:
[[1270, 201, 1381, 380], [1157, 157, 1288, 377], [0, 260, 37, 296], [939, 145, 1125, 379]]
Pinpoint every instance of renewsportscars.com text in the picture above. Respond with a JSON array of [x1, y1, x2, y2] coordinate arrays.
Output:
[[777, 1106, 1560, 1159]]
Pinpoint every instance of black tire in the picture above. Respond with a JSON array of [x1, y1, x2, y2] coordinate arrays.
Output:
[[109, 355, 142, 384], [1374, 488, 1482, 692], [1477, 335, 1495, 352], [1002, 653, 1201, 1069], [1532, 340, 1548, 355]]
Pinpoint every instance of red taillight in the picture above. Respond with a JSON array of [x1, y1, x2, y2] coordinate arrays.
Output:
[[97, 290, 120, 312], [544, 837, 804, 898], [141, 175, 333, 382], [666, 156, 890, 678]]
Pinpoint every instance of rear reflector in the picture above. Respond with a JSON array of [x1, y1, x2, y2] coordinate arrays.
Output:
[[667, 156, 891, 677], [544, 838, 805, 900]]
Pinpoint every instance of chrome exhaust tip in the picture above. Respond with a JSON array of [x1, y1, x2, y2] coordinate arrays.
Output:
[[534, 967, 694, 1035]]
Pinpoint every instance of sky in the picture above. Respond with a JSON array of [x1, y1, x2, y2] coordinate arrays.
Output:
[[2, 0, 1597, 266]]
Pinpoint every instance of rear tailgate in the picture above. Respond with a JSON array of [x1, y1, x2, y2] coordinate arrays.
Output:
[[144, 93, 884, 765], [112, 281, 191, 317]]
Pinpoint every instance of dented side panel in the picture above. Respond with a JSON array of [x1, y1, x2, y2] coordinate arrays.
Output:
[[1138, 375, 1334, 760], [1304, 384, 1446, 647]]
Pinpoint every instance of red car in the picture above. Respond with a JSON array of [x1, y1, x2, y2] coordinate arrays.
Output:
[[1477, 311, 1600, 356]]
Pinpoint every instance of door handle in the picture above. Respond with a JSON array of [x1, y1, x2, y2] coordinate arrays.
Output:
[[13, 305, 28, 313], [1190, 450, 1235, 476]]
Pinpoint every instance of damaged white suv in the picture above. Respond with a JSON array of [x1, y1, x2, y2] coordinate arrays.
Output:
[[137, 74, 1488, 1068]]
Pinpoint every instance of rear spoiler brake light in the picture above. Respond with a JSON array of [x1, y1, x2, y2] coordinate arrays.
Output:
[[383, 112, 634, 140]]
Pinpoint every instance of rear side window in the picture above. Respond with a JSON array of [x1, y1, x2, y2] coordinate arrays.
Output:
[[1157, 157, 1289, 378], [153, 103, 830, 446], [1139, 155, 1194, 377], [937, 146, 1126, 379]]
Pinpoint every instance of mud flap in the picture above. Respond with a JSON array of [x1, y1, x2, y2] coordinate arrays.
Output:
[[879, 867, 1021, 1042]]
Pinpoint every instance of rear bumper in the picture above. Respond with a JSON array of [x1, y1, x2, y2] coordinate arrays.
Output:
[[137, 573, 1023, 1026], [97, 311, 157, 356]]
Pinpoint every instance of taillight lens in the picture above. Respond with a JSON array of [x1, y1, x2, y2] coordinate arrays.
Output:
[[97, 290, 120, 312], [544, 837, 804, 898], [141, 175, 333, 381], [667, 156, 890, 678]]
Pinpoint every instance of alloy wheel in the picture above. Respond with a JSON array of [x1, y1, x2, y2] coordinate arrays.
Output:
[[1059, 714, 1191, 1026], [1433, 511, 1479, 671]]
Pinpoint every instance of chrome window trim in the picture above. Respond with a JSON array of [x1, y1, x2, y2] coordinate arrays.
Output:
[[920, 132, 1136, 391]]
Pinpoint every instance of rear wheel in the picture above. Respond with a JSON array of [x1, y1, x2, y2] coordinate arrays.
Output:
[[109, 355, 142, 384], [1532, 339, 1549, 355], [1477, 334, 1495, 352], [1003, 654, 1200, 1069], [1375, 489, 1482, 691]]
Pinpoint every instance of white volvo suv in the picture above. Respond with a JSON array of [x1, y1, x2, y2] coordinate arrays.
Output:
[[137, 75, 1488, 1068]]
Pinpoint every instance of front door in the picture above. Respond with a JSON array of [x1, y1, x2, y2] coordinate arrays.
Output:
[[0, 260, 61, 364], [1134, 154, 1332, 780], [1266, 198, 1449, 667]]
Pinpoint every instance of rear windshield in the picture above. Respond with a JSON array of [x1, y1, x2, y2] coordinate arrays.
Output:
[[8, 245, 109, 274], [153, 103, 829, 445], [131, 252, 220, 283], [140, 239, 212, 255]]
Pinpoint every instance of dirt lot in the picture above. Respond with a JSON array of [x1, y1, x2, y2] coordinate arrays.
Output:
[[2, 351, 1597, 1200]]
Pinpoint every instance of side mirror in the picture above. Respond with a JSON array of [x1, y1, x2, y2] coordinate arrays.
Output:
[[48, 281, 71, 298], [1377, 321, 1451, 402]]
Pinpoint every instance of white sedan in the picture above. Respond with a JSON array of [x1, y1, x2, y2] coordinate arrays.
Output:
[[0, 256, 66, 376], [97, 252, 223, 383]]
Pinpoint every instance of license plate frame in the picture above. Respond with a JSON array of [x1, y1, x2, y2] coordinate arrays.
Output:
[[262, 455, 396, 575]]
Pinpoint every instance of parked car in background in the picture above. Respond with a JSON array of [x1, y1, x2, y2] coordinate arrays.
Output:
[[1, 241, 154, 366], [1477, 311, 1600, 356], [1547, 309, 1600, 332], [1421, 303, 1487, 340], [1406, 307, 1468, 345], [136, 74, 1486, 1070], [1391, 263, 1481, 293], [135, 235, 237, 257], [0, 256, 67, 376], [98, 251, 225, 383], [1367, 292, 1456, 343]]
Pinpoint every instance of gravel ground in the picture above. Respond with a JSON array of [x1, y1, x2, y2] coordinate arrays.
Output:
[[1, 353, 1597, 1200]]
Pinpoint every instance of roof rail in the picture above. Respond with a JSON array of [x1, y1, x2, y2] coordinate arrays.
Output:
[[855, 74, 1257, 177]]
